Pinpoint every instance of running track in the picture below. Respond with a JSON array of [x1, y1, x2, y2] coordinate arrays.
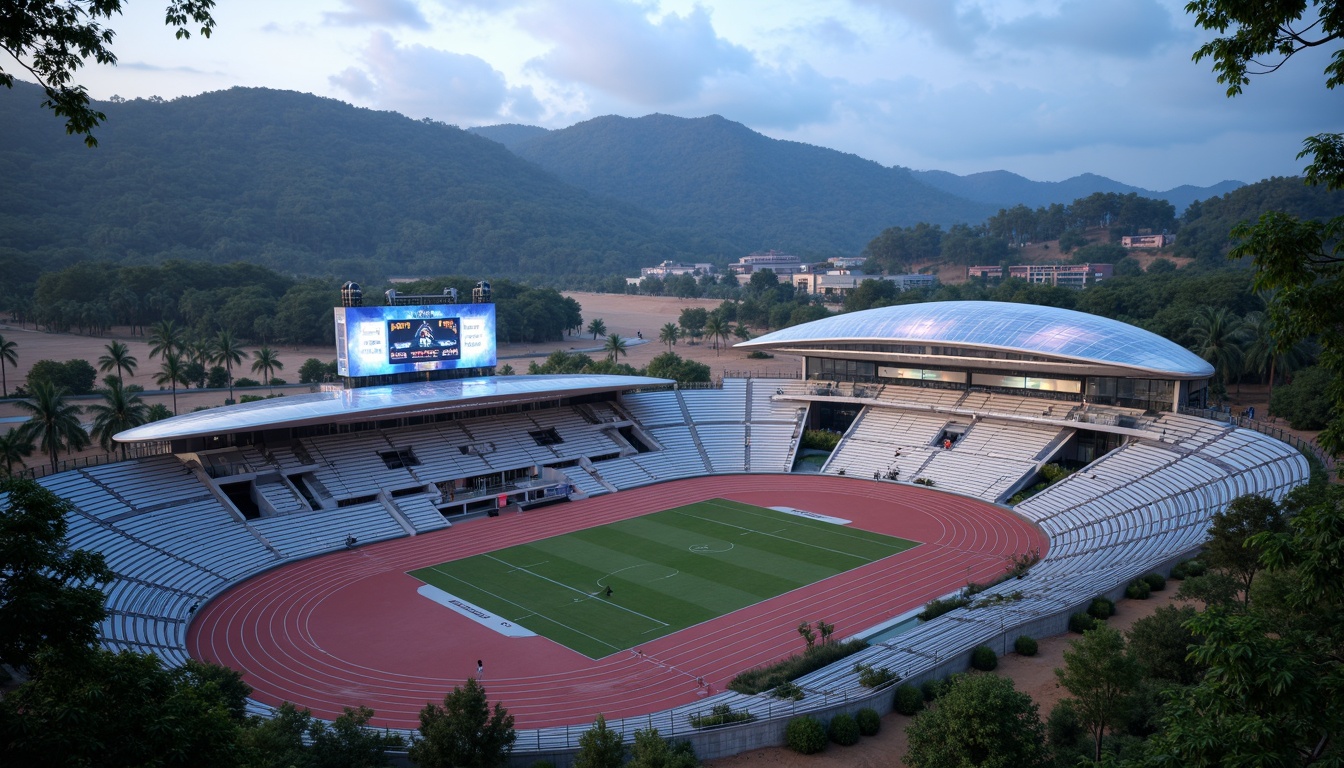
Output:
[[189, 475, 1047, 730]]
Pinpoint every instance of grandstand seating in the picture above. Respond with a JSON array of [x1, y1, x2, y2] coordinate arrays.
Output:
[[18, 377, 1312, 753]]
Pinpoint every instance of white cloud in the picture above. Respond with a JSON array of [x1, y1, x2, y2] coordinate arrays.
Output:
[[324, 0, 431, 29], [519, 0, 752, 105], [329, 31, 540, 123]]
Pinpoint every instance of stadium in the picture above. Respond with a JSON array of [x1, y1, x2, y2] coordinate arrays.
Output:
[[32, 298, 1308, 763]]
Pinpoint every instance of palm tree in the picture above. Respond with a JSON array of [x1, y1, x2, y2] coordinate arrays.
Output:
[[251, 346, 284, 394], [704, 315, 729, 355], [0, 427, 35, 476], [155, 353, 186, 415], [733, 324, 752, 342], [88, 380, 149, 460], [146, 403, 172, 422], [0, 332, 16, 397], [603, 333, 628, 364], [97, 340, 138, 386], [15, 381, 88, 473], [148, 319, 184, 361], [658, 322, 679, 353], [185, 335, 213, 368], [211, 330, 249, 402], [587, 318, 607, 340], [1188, 306, 1248, 397]]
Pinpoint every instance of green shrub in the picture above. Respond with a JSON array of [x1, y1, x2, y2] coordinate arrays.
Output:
[[746, 351, 773, 359], [1088, 597, 1116, 620], [920, 679, 945, 702], [893, 684, 925, 715], [1142, 573, 1167, 591], [828, 713, 860, 746], [970, 645, 998, 671], [1069, 612, 1098, 633], [688, 703, 755, 729], [729, 639, 868, 694], [234, 377, 261, 388], [530, 762, 556, 768], [799, 429, 841, 451], [785, 716, 827, 754], [1014, 635, 1038, 656], [854, 662, 898, 688], [239, 394, 265, 403], [769, 681, 804, 701], [917, 596, 970, 621], [1126, 580, 1152, 599], [1173, 558, 1207, 579], [855, 708, 881, 736]]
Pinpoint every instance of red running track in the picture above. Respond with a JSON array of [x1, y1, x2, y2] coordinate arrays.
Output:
[[189, 475, 1047, 730]]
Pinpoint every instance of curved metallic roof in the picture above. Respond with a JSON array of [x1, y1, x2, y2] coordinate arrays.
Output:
[[737, 301, 1213, 377], [115, 374, 672, 443]]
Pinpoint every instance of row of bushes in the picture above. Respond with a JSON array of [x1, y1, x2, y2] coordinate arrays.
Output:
[[785, 708, 881, 754], [1069, 562, 1198, 632]]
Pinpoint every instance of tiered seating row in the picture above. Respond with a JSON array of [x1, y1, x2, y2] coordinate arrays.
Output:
[[620, 391, 686, 427], [698, 424, 747, 473], [255, 476, 311, 515], [249, 501, 405, 560], [115, 497, 276, 580], [82, 454, 207, 511], [393, 495, 451, 533]]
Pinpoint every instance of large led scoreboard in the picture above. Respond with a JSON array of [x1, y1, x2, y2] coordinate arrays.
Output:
[[335, 304, 497, 378]]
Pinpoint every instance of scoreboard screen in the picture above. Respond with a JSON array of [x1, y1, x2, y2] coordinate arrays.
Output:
[[335, 304, 496, 377]]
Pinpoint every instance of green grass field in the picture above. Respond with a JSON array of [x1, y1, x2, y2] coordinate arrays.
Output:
[[409, 499, 919, 658]]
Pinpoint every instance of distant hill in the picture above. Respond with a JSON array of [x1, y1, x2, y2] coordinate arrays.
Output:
[[468, 123, 552, 152], [1173, 176, 1344, 266], [501, 114, 998, 256], [0, 83, 710, 284], [910, 169, 1244, 215]]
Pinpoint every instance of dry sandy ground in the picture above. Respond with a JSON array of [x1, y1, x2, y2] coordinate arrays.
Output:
[[706, 588, 1192, 768], [0, 291, 802, 472]]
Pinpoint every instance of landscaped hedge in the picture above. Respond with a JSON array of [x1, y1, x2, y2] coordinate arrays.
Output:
[[1069, 612, 1098, 633], [1088, 597, 1116, 620], [970, 645, 998, 671], [893, 684, 925, 715], [828, 713, 860, 746], [1142, 573, 1166, 591], [729, 639, 868, 694], [856, 707, 881, 736], [785, 717, 827, 754], [1126, 579, 1152, 599], [688, 703, 754, 729], [1014, 635, 1038, 656]]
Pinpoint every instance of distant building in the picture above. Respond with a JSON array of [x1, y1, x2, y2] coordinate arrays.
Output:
[[1122, 234, 1173, 249], [1007, 263, 1113, 287], [827, 256, 869, 269], [967, 265, 1004, 281], [793, 272, 935, 301], [729, 250, 805, 275], [639, 260, 716, 279]]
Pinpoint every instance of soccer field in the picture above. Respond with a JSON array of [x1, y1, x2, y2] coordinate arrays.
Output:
[[409, 498, 919, 658]]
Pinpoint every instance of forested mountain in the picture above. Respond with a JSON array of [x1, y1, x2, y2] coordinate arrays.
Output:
[[1173, 176, 1344, 266], [910, 169, 1244, 214], [468, 123, 552, 152], [0, 83, 717, 286], [502, 114, 998, 255]]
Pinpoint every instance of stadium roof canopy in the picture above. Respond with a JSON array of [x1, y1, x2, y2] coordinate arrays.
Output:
[[115, 374, 672, 443], [736, 301, 1213, 379]]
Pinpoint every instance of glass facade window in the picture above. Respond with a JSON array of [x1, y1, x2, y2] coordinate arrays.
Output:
[[970, 373, 1082, 393], [877, 365, 968, 384]]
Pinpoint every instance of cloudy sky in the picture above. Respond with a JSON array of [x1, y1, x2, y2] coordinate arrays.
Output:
[[65, 0, 1336, 190]]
